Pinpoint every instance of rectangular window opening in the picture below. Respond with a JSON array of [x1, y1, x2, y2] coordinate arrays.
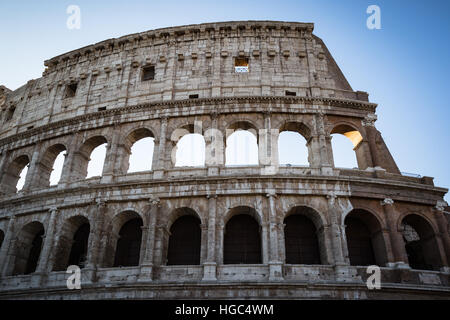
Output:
[[98, 107, 106, 111], [189, 94, 199, 99], [65, 83, 78, 99], [142, 65, 155, 81], [234, 57, 249, 73], [285, 90, 296, 96]]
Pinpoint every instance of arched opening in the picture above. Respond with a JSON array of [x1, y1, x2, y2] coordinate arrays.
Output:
[[167, 215, 201, 265], [126, 128, 155, 173], [13, 222, 45, 275], [38, 144, 67, 187], [175, 134, 205, 167], [224, 209, 261, 264], [113, 217, 143, 267], [1, 155, 29, 194], [402, 214, 443, 271], [73, 136, 108, 180], [86, 144, 107, 178], [345, 209, 387, 266], [331, 124, 363, 169], [53, 216, 90, 271], [278, 122, 311, 166], [284, 215, 321, 264], [225, 122, 258, 166], [67, 223, 90, 268], [0, 229, 4, 249]]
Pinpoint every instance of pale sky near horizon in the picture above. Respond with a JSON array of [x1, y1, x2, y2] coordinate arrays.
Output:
[[4, 0, 449, 202]]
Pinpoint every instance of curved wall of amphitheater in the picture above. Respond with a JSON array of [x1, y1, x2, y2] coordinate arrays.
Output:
[[0, 21, 449, 299]]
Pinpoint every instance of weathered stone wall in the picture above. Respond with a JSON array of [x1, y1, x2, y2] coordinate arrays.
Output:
[[0, 21, 448, 300]]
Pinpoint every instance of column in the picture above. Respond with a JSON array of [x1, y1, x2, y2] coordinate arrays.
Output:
[[34, 207, 59, 285], [139, 197, 160, 281], [22, 143, 41, 192], [203, 194, 217, 281], [326, 194, 346, 265], [153, 116, 168, 179], [58, 131, 81, 186], [216, 222, 224, 265], [362, 114, 381, 168], [381, 198, 409, 268], [205, 111, 223, 176], [259, 111, 278, 175], [434, 202, 450, 271], [0, 215, 16, 277], [267, 192, 283, 281], [86, 200, 107, 270], [315, 112, 333, 175], [101, 126, 121, 183]]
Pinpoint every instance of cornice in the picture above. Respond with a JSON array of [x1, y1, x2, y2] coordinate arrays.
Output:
[[0, 172, 445, 210], [0, 95, 377, 149], [44, 21, 314, 70]]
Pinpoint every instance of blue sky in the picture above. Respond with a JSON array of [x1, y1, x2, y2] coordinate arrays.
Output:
[[1, 0, 449, 201]]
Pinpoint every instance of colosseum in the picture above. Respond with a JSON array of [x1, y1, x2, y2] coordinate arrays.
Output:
[[0, 20, 449, 300]]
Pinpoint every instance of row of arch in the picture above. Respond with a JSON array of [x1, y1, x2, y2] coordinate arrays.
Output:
[[1, 206, 444, 276], [2, 121, 363, 193]]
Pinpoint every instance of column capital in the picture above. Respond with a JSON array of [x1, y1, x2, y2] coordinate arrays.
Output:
[[48, 206, 58, 214], [95, 198, 107, 208], [326, 192, 338, 204], [362, 113, 377, 127], [149, 196, 161, 207], [381, 198, 394, 206], [266, 191, 277, 198], [206, 193, 218, 199], [435, 200, 447, 212]]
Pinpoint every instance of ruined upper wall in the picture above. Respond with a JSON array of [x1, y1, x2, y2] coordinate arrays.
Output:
[[0, 21, 367, 139]]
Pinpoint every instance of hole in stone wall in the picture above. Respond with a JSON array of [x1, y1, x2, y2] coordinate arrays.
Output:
[[188, 94, 199, 99], [234, 57, 249, 73], [142, 65, 155, 81], [285, 90, 296, 96], [64, 83, 78, 99]]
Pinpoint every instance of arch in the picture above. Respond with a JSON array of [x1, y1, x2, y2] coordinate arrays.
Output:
[[112, 211, 143, 267], [225, 121, 259, 166], [284, 206, 326, 264], [169, 123, 206, 167], [74, 135, 108, 179], [126, 128, 155, 173], [39, 144, 67, 187], [401, 214, 443, 271], [224, 208, 262, 264], [53, 215, 90, 271], [175, 133, 206, 167], [13, 221, 45, 275], [279, 121, 311, 140], [330, 124, 363, 169], [345, 209, 388, 266], [167, 215, 202, 265], [224, 206, 262, 226], [1, 155, 30, 194]]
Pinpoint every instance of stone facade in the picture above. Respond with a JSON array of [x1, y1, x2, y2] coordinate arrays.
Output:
[[0, 21, 449, 299]]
